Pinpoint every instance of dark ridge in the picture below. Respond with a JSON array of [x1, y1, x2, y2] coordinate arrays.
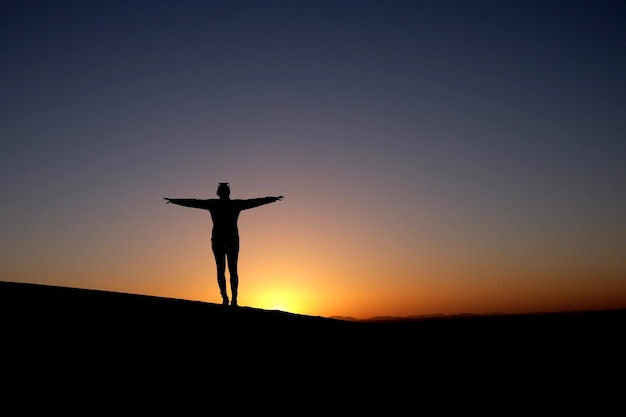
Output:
[[0, 280, 360, 338], [2, 280, 624, 400]]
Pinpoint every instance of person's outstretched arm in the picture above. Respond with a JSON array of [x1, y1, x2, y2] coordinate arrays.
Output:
[[239, 195, 283, 210], [163, 198, 213, 210]]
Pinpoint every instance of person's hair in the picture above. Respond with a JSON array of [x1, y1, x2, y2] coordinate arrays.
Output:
[[217, 182, 230, 198]]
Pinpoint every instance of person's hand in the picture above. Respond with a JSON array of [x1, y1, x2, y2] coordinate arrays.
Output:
[[164, 198, 171, 204], [276, 196, 284, 201]]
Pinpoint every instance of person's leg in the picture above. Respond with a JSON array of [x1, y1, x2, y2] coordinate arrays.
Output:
[[226, 239, 240, 306], [212, 241, 229, 305]]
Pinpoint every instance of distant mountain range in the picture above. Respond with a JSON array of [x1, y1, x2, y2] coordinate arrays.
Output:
[[332, 312, 507, 321], [331, 309, 622, 322]]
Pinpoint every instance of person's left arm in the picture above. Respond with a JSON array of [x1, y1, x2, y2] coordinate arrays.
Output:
[[239, 196, 283, 210]]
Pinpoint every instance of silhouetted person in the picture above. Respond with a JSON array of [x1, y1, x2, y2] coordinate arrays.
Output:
[[165, 183, 283, 307]]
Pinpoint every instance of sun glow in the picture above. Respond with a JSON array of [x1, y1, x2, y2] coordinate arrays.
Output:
[[252, 287, 302, 314]]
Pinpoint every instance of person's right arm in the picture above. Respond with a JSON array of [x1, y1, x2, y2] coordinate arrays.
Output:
[[163, 198, 213, 210]]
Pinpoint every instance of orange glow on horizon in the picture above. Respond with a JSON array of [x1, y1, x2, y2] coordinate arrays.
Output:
[[249, 286, 302, 314], [4, 178, 625, 320]]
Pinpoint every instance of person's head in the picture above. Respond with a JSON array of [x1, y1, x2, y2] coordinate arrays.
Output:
[[217, 182, 230, 199]]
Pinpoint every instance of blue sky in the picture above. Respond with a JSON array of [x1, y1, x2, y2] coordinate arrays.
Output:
[[1, 0, 625, 317]]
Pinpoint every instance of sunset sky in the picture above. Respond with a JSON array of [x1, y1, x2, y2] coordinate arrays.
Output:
[[2, 0, 625, 319]]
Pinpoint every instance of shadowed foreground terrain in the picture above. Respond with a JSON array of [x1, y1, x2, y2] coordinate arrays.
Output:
[[2, 281, 623, 408]]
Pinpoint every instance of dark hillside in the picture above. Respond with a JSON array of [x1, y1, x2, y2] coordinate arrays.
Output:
[[1, 280, 623, 406]]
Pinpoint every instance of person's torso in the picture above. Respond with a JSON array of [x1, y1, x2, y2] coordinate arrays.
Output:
[[209, 200, 242, 239]]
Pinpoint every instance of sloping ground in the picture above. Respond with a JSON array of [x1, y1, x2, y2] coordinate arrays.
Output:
[[2, 280, 624, 408], [3, 280, 624, 352], [0, 281, 365, 361], [0, 280, 350, 334]]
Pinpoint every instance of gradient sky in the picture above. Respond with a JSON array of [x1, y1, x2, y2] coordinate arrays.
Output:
[[2, 0, 625, 319]]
